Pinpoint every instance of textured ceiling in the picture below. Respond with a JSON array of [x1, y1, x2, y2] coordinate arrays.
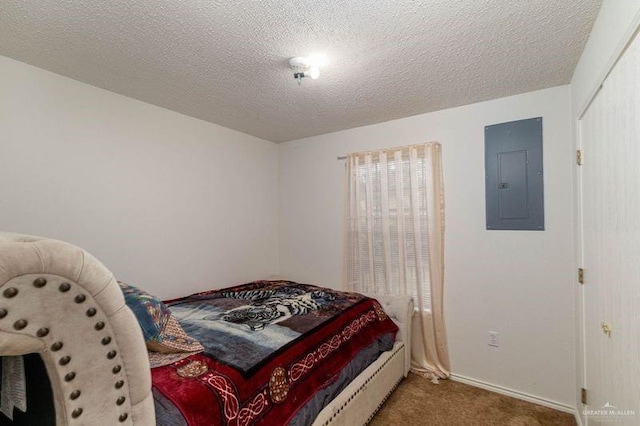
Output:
[[0, 0, 601, 142]]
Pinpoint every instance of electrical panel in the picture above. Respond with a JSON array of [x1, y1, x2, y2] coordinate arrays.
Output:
[[485, 117, 544, 231]]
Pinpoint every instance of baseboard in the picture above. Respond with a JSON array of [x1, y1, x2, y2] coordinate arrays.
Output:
[[450, 374, 576, 415]]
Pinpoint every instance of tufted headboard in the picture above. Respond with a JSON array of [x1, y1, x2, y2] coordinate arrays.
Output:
[[363, 292, 413, 376], [0, 233, 155, 425]]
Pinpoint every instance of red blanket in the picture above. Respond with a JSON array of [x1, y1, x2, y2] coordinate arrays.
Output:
[[152, 281, 398, 425]]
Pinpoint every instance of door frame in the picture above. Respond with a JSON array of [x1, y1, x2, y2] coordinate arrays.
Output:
[[573, 16, 640, 426]]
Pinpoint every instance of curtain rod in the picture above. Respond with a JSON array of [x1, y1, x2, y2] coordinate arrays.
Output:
[[335, 142, 438, 161]]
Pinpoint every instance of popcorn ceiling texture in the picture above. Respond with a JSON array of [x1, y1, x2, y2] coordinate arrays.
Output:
[[0, 0, 600, 142]]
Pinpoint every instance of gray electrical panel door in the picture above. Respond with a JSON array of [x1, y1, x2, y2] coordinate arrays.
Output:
[[485, 117, 544, 230]]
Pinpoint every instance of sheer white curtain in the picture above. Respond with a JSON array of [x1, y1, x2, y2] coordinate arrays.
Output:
[[343, 143, 450, 381]]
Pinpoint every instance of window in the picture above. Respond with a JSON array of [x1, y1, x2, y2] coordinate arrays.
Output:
[[344, 145, 436, 312]]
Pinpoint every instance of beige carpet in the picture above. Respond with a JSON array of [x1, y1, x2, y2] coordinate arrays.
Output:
[[369, 374, 576, 425]]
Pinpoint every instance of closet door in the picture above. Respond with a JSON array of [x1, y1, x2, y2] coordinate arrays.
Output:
[[578, 29, 640, 425]]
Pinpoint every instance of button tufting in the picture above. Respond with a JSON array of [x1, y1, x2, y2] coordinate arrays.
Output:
[[112, 365, 122, 374], [59, 356, 71, 366], [0, 309, 6, 319], [74, 294, 86, 303], [13, 319, 27, 330], [51, 342, 64, 351], [102, 336, 112, 345], [59, 283, 71, 292], [64, 372, 76, 382], [86, 308, 97, 317], [119, 413, 128, 422], [95, 321, 105, 331], [107, 350, 117, 359], [71, 408, 83, 418], [3, 288, 18, 298], [37, 327, 50, 337], [33, 278, 47, 288], [115, 380, 124, 389], [116, 396, 126, 405], [70, 390, 81, 400]]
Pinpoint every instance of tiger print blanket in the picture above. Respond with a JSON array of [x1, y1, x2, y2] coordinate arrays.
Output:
[[151, 280, 398, 425]]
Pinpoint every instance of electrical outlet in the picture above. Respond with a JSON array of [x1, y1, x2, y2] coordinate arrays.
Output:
[[488, 331, 499, 347]]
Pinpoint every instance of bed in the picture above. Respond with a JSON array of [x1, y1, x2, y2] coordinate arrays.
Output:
[[0, 233, 412, 425]]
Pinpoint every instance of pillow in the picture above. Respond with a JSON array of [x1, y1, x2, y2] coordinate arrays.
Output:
[[118, 282, 203, 354]]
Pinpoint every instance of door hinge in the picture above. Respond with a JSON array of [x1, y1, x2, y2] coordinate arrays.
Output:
[[578, 268, 584, 284], [576, 150, 583, 166], [581, 387, 588, 405]]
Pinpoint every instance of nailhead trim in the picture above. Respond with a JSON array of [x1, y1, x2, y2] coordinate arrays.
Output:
[[365, 377, 403, 425], [13, 319, 27, 330], [322, 344, 404, 426], [3, 288, 18, 298], [0, 277, 143, 424], [33, 278, 47, 288]]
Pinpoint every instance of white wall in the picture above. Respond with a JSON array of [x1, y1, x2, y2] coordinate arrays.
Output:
[[279, 86, 575, 407], [0, 55, 279, 299]]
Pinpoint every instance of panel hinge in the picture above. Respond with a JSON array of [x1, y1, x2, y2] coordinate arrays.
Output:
[[576, 150, 583, 166], [581, 387, 588, 405], [578, 268, 584, 285]]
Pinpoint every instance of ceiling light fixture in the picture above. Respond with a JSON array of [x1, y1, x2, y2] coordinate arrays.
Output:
[[289, 55, 326, 85]]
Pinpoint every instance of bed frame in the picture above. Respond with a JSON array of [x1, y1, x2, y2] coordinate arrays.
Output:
[[312, 291, 412, 426], [0, 233, 412, 425]]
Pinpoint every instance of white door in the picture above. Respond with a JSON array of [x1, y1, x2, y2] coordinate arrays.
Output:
[[578, 29, 640, 425]]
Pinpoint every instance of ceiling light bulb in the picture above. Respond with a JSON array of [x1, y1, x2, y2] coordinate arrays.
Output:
[[289, 56, 324, 84], [308, 67, 320, 80], [308, 54, 328, 68]]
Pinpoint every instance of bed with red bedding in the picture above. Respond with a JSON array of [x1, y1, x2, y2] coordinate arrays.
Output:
[[0, 234, 413, 425], [151, 280, 399, 425]]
